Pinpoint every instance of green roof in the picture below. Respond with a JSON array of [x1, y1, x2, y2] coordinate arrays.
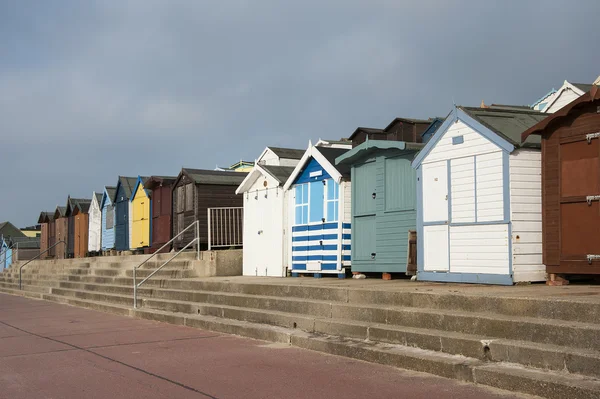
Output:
[[460, 107, 548, 148], [336, 140, 424, 165]]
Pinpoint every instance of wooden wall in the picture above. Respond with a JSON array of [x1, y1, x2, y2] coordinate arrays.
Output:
[[55, 218, 68, 259], [541, 101, 600, 274], [150, 184, 173, 253], [172, 179, 243, 248], [40, 223, 49, 259]]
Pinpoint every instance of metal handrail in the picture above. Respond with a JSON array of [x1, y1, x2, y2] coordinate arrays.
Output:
[[19, 240, 66, 290], [133, 220, 199, 308]]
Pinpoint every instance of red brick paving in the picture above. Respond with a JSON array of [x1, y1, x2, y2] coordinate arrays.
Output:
[[0, 293, 534, 399]]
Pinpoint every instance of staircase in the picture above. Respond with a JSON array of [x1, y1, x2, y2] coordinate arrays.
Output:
[[1, 256, 600, 399]]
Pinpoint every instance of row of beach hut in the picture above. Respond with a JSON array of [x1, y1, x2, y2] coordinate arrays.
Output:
[[37, 170, 247, 259], [32, 79, 600, 284]]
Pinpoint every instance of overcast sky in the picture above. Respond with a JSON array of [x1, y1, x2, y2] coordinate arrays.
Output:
[[1, 0, 600, 227]]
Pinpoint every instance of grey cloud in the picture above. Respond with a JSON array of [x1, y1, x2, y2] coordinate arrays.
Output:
[[1, 0, 600, 226]]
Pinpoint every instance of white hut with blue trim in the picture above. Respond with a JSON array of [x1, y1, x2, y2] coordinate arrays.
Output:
[[411, 105, 548, 285], [235, 146, 305, 277], [283, 142, 352, 277]]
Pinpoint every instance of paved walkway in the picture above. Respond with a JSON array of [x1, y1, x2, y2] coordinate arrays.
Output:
[[0, 294, 535, 399]]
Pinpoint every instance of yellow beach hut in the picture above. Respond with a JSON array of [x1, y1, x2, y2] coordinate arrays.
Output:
[[130, 176, 150, 250]]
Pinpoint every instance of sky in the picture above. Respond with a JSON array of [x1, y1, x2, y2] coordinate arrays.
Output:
[[1, 0, 600, 227]]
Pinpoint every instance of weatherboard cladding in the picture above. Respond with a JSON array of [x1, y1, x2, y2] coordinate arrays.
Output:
[[290, 155, 351, 273], [145, 177, 176, 253], [338, 140, 421, 273], [66, 197, 92, 258], [413, 105, 547, 285], [101, 187, 116, 251], [131, 176, 151, 250], [114, 177, 140, 251], [522, 89, 600, 275], [173, 169, 247, 248]]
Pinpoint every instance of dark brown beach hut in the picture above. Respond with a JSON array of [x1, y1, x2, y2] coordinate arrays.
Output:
[[522, 84, 600, 280], [144, 176, 177, 253], [172, 169, 247, 249]]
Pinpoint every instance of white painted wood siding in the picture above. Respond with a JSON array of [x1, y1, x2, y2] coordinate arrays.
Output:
[[343, 181, 351, 223], [88, 196, 102, 252], [242, 173, 285, 276], [422, 120, 500, 165], [422, 161, 448, 223], [509, 148, 545, 282], [423, 225, 449, 271], [476, 152, 504, 222], [546, 89, 581, 113], [450, 157, 475, 223], [449, 224, 509, 274]]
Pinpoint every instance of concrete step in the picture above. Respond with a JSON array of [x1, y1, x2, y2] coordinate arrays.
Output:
[[17, 273, 598, 324], [0, 281, 52, 294], [0, 286, 598, 399], [39, 283, 600, 355]]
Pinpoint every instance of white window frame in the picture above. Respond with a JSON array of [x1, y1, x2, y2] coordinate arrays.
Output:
[[325, 180, 339, 222], [294, 184, 309, 225]]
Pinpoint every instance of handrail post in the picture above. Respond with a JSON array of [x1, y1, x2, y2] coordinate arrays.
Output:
[[207, 209, 212, 251], [133, 267, 137, 309], [196, 221, 200, 260]]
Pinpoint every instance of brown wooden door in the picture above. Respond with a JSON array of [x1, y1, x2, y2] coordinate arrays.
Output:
[[75, 215, 88, 258], [559, 138, 600, 271]]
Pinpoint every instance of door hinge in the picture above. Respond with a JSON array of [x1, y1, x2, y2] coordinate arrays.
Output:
[[586, 195, 600, 205], [587, 255, 600, 264], [586, 132, 600, 143]]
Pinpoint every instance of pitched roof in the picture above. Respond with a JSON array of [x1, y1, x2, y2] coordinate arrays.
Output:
[[316, 147, 351, 178], [348, 127, 385, 140], [383, 117, 431, 132], [66, 197, 92, 215], [37, 211, 55, 223], [181, 169, 248, 185], [488, 104, 532, 111], [420, 118, 445, 138], [260, 165, 296, 183], [0, 221, 25, 239], [144, 176, 177, 190], [522, 85, 600, 141], [94, 193, 103, 205], [55, 206, 67, 218], [103, 186, 117, 203], [267, 147, 305, 160], [116, 176, 144, 199], [336, 140, 424, 165], [572, 83, 594, 93], [460, 106, 548, 148]]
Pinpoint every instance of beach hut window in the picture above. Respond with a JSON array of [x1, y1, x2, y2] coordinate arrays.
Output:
[[326, 180, 339, 222], [295, 184, 309, 225]]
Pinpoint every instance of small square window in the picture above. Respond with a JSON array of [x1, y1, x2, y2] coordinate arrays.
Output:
[[452, 136, 464, 145]]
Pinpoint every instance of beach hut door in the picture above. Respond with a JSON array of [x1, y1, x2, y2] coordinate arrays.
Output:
[[422, 161, 449, 271], [307, 180, 325, 270], [559, 138, 600, 265]]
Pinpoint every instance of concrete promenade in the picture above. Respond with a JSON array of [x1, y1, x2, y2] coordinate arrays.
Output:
[[0, 293, 534, 399]]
